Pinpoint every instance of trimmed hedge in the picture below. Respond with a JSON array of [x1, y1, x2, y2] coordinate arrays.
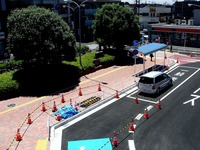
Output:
[[0, 51, 115, 99]]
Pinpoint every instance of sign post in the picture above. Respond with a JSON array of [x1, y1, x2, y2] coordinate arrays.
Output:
[[132, 40, 139, 82]]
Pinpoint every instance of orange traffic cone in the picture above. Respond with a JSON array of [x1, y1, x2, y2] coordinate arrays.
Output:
[[27, 113, 32, 124], [144, 108, 149, 119], [157, 100, 162, 109], [56, 113, 61, 121], [79, 87, 83, 96], [52, 101, 57, 112], [61, 94, 65, 103], [98, 83, 101, 91], [114, 90, 119, 98], [112, 131, 118, 147], [16, 128, 22, 141], [129, 123, 135, 131], [41, 102, 47, 112], [134, 94, 139, 104]]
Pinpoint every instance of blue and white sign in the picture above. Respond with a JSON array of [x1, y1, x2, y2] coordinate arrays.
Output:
[[132, 40, 139, 47]]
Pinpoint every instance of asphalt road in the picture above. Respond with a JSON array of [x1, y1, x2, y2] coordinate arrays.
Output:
[[61, 59, 200, 150], [135, 61, 200, 150]]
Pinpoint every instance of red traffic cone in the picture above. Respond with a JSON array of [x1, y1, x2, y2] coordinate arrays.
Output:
[[16, 128, 22, 141], [176, 58, 179, 63], [27, 113, 32, 124], [129, 123, 135, 131], [157, 100, 162, 109], [52, 101, 57, 112], [56, 113, 61, 121], [165, 65, 169, 70], [144, 108, 149, 119], [115, 90, 119, 98], [74, 101, 79, 111], [70, 99, 73, 107], [164, 54, 167, 59], [98, 83, 101, 91], [112, 131, 118, 147], [61, 94, 65, 103], [79, 87, 82, 96], [134, 94, 139, 104], [41, 102, 47, 112]]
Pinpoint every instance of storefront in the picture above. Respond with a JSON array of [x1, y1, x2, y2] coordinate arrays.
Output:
[[148, 24, 200, 48]]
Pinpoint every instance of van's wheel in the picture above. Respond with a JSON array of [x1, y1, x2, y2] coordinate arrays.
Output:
[[156, 88, 160, 94]]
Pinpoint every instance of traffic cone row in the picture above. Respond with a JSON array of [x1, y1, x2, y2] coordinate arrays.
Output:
[[114, 90, 119, 98], [16, 128, 22, 141], [27, 113, 32, 124], [112, 131, 118, 147]]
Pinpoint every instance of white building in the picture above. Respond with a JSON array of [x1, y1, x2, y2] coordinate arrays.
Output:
[[138, 4, 171, 28]]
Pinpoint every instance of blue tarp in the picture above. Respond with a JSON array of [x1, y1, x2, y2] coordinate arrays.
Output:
[[54, 105, 78, 119], [138, 43, 167, 56]]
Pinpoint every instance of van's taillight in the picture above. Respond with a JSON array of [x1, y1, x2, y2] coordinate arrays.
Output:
[[152, 86, 155, 90]]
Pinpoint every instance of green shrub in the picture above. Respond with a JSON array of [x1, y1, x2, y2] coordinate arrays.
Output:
[[0, 71, 19, 98]]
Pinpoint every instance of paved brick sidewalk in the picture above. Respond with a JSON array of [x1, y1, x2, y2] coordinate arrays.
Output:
[[0, 54, 175, 150]]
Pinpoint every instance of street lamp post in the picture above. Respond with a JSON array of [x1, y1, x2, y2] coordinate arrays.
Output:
[[64, 0, 88, 67]]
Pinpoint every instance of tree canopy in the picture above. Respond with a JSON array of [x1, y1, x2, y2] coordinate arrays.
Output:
[[6, 6, 76, 67], [93, 3, 140, 50]]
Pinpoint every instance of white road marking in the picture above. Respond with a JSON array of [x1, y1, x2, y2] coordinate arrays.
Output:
[[127, 95, 157, 104], [146, 105, 153, 111], [181, 69, 189, 72], [194, 88, 200, 94], [128, 140, 136, 150], [183, 94, 200, 106], [160, 68, 200, 101], [135, 113, 143, 120]]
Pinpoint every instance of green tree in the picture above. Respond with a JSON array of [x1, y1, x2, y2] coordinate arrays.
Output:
[[93, 3, 140, 50], [6, 6, 76, 67]]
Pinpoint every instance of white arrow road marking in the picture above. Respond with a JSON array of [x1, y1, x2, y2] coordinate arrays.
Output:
[[183, 94, 200, 106]]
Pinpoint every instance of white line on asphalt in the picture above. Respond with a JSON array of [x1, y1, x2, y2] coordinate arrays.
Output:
[[146, 105, 153, 111], [180, 59, 200, 62], [181, 69, 189, 72], [128, 140, 136, 150], [135, 113, 143, 120], [160, 68, 200, 101], [127, 95, 157, 104], [179, 65, 200, 70], [194, 88, 200, 94]]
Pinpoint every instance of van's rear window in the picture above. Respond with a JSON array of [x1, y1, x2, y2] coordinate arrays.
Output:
[[139, 77, 154, 84]]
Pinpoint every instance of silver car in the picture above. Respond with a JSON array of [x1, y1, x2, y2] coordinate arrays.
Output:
[[138, 71, 172, 94]]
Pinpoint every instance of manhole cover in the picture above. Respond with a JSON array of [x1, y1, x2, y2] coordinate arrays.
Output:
[[7, 103, 16, 107]]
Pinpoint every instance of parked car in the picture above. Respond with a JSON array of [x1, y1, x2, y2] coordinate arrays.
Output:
[[138, 71, 172, 94]]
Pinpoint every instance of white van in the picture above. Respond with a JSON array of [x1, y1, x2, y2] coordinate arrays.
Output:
[[138, 71, 172, 94]]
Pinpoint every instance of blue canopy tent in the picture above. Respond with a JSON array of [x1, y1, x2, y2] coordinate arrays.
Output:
[[138, 43, 168, 72]]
